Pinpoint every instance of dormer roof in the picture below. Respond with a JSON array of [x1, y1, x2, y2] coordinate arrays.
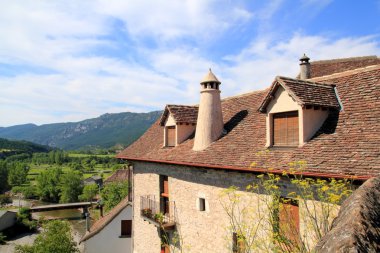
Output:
[[259, 76, 340, 113], [200, 69, 221, 84], [159, 105, 198, 126]]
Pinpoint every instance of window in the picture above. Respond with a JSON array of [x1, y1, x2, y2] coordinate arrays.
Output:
[[273, 111, 299, 146], [199, 198, 206, 211], [273, 198, 299, 248], [166, 126, 175, 147], [121, 220, 132, 237], [160, 175, 170, 214]]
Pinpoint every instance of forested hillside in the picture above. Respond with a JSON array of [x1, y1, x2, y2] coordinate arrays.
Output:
[[0, 111, 161, 150], [0, 138, 52, 159]]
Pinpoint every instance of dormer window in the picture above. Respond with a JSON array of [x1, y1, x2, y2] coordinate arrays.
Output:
[[258, 76, 340, 148], [166, 126, 176, 147], [159, 105, 198, 148], [273, 111, 299, 147]]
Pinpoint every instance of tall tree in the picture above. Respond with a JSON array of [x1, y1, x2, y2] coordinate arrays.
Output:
[[7, 162, 29, 186], [59, 169, 83, 203], [0, 161, 9, 193], [36, 168, 62, 202], [79, 184, 98, 202], [101, 181, 129, 211]]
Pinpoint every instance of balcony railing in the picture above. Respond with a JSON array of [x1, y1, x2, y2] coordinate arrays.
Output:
[[140, 195, 176, 230]]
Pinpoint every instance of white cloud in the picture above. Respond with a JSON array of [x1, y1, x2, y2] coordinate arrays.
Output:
[[0, 1, 379, 127]]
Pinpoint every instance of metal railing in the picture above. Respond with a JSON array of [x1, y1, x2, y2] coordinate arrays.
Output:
[[140, 195, 176, 226]]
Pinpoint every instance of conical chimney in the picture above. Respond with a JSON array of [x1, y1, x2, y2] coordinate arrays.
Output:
[[299, 53, 311, 79], [193, 69, 224, 151]]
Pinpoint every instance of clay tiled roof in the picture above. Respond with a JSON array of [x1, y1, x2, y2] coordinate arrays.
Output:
[[80, 197, 131, 243], [308, 55, 380, 78], [159, 105, 198, 126], [117, 63, 380, 179], [104, 169, 130, 184], [259, 76, 340, 112]]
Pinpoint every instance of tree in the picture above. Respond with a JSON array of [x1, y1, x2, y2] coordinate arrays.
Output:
[[219, 160, 353, 253], [0, 161, 9, 193], [7, 162, 29, 186], [36, 167, 62, 202], [79, 184, 98, 201], [15, 220, 79, 253], [101, 181, 129, 211], [59, 169, 83, 203]]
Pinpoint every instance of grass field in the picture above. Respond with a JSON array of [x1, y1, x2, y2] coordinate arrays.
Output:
[[27, 159, 116, 183]]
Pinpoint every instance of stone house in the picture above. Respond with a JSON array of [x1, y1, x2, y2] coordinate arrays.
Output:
[[83, 175, 103, 187], [116, 55, 380, 253]]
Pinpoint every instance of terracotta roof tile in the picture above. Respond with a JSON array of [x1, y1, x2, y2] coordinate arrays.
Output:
[[309, 55, 380, 78], [104, 169, 130, 184], [80, 197, 131, 243], [117, 61, 380, 179]]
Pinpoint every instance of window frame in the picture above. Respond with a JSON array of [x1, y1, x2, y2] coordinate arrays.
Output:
[[272, 111, 299, 147], [166, 126, 176, 147], [199, 198, 206, 212]]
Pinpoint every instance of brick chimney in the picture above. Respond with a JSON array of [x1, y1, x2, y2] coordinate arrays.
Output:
[[193, 69, 224, 151], [299, 53, 311, 79]]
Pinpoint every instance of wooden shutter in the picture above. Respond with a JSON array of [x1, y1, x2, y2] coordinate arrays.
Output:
[[163, 177, 169, 195], [166, 126, 175, 147], [121, 220, 132, 237], [279, 198, 299, 246], [273, 111, 299, 146]]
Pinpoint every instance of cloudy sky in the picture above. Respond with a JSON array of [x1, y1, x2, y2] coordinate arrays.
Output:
[[1, 0, 379, 127]]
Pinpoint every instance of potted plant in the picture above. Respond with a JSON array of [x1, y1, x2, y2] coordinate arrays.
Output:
[[154, 212, 164, 224], [142, 208, 152, 218]]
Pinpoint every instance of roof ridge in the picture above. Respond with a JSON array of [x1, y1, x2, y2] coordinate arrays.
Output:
[[277, 76, 335, 88], [167, 104, 198, 108], [311, 55, 379, 65], [311, 64, 380, 82]]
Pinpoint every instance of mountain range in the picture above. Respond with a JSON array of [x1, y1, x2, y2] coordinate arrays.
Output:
[[0, 111, 162, 150]]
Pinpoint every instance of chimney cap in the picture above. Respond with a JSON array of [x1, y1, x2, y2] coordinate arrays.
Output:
[[300, 53, 310, 63], [200, 68, 221, 84]]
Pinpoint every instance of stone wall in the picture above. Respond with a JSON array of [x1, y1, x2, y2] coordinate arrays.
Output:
[[132, 161, 344, 253]]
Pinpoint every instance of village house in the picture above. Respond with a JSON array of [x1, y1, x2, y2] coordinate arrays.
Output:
[[80, 196, 133, 253], [116, 55, 380, 252]]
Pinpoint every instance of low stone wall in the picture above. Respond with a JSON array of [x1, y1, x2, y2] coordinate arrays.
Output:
[[315, 176, 380, 252]]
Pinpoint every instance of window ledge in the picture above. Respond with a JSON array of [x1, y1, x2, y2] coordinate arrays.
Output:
[[119, 235, 131, 238]]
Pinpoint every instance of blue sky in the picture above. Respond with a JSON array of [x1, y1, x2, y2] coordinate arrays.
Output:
[[0, 0, 379, 127]]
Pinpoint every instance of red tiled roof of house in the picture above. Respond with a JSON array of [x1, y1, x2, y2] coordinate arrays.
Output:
[[117, 62, 380, 180], [104, 169, 130, 184], [259, 76, 340, 112], [80, 197, 131, 243], [308, 55, 380, 78], [159, 104, 198, 126]]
